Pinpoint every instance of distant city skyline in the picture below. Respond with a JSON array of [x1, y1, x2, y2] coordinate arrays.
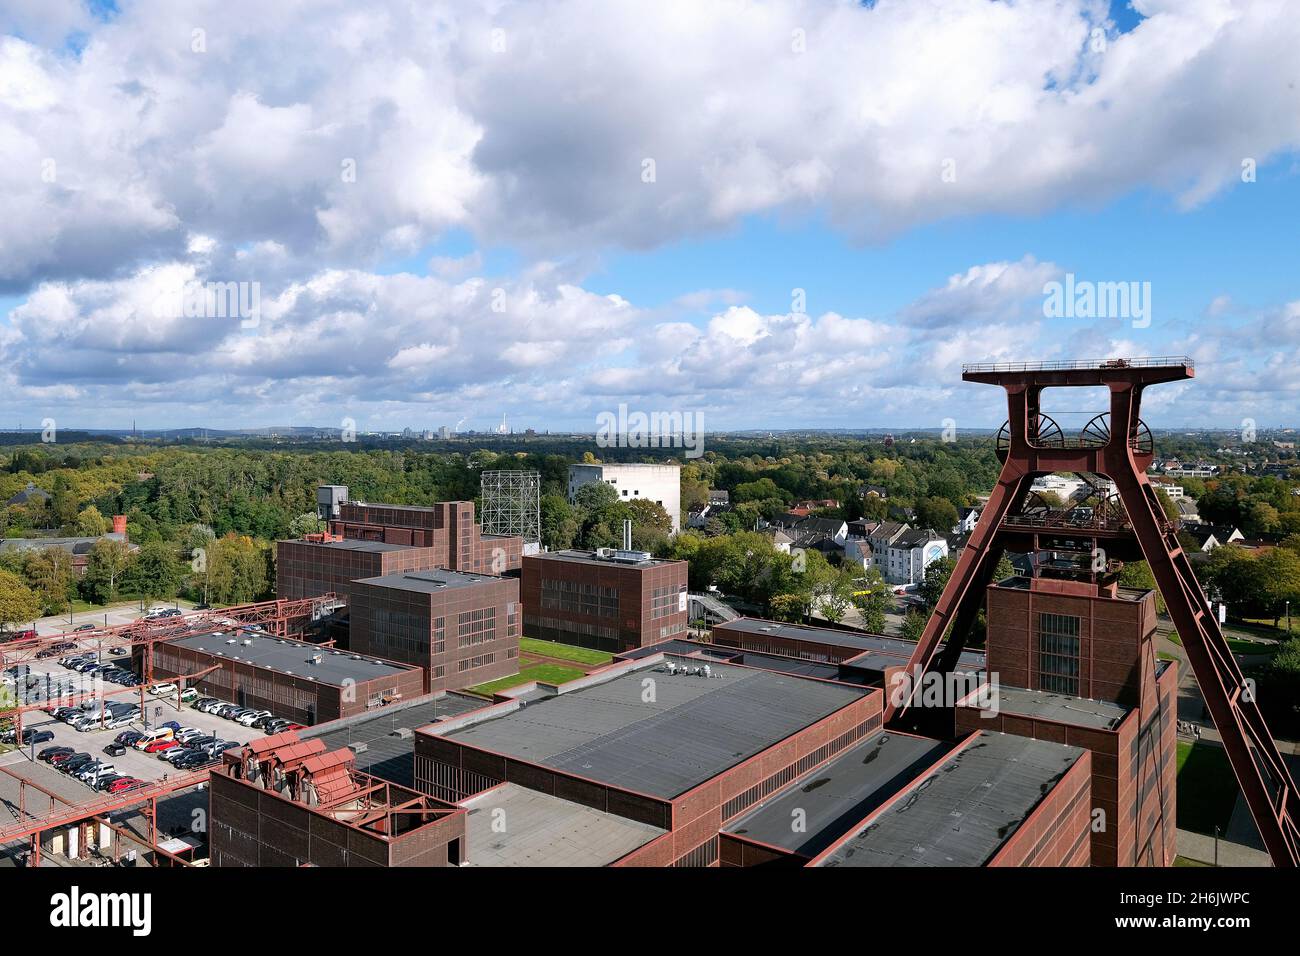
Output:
[[3, 1, 1299, 431]]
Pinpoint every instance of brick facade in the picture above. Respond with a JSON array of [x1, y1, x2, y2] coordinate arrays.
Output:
[[521, 551, 689, 653], [348, 572, 521, 694]]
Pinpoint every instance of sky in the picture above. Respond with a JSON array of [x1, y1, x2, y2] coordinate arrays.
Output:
[[1, 0, 1298, 435]]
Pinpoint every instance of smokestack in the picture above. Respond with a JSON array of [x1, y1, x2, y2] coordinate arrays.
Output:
[[623, 519, 632, 551], [111, 515, 128, 536]]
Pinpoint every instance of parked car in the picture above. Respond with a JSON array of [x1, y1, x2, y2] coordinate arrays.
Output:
[[108, 646, 127, 656], [179, 688, 200, 703], [116, 730, 145, 746], [133, 729, 174, 750], [176, 728, 205, 744], [103, 742, 127, 757], [158, 720, 182, 732], [73, 623, 96, 632], [49, 750, 82, 766], [107, 777, 145, 794], [148, 683, 177, 696], [94, 774, 124, 791], [22, 729, 56, 745], [145, 739, 181, 754], [186, 735, 217, 751], [237, 710, 271, 727], [39, 745, 74, 762]]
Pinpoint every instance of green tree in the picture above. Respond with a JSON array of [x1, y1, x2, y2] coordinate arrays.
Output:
[[851, 567, 891, 633], [82, 539, 132, 605], [208, 534, 271, 605], [123, 541, 183, 601], [918, 556, 957, 609], [0, 568, 41, 631], [289, 512, 325, 536], [540, 494, 578, 550], [74, 505, 111, 537], [915, 496, 959, 533], [23, 547, 75, 615], [900, 609, 928, 642]]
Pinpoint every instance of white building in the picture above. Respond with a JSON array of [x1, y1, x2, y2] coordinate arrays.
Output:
[[569, 462, 682, 533], [843, 520, 948, 586], [884, 528, 949, 587]]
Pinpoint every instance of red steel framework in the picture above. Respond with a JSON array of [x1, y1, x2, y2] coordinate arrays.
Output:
[[887, 357, 1300, 868], [0, 595, 336, 855]]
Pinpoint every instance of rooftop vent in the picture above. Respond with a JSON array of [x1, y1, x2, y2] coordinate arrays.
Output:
[[390, 727, 414, 739]]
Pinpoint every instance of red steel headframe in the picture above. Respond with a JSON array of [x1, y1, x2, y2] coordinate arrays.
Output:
[[887, 357, 1299, 868]]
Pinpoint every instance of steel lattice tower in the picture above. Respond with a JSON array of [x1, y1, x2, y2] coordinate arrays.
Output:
[[480, 469, 541, 545], [889, 356, 1299, 868]]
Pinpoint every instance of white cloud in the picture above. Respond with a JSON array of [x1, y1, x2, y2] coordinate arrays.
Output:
[[3, 0, 1299, 287]]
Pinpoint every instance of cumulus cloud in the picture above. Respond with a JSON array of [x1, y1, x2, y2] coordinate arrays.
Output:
[[3, 0, 1299, 429], [3, 0, 1300, 287]]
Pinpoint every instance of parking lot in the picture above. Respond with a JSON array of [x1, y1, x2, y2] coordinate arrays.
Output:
[[2, 652, 269, 793]]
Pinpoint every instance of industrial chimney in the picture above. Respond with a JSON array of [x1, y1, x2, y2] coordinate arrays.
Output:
[[111, 515, 128, 536], [622, 518, 632, 551]]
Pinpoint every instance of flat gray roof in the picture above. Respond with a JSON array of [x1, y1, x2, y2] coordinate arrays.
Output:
[[725, 731, 951, 857], [290, 538, 419, 553], [723, 619, 986, 672], [460, 783, 664, 867], [354, 569, 507, 593], [304, 693, 486, 788], [443, 657, 867, 798], [167, 631, 413, 687], [528, 549, 681, 569], [619, 639, 860, 683], [816, 732, 1085, 867], [985, 685, 1130, 730]]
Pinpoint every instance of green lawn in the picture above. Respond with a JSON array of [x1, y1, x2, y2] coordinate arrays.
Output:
[[469, 663, 587, 696], [1176, 741, 1241, 836], [1165, 631, 1277, 657], [519, 638, 612, 666]]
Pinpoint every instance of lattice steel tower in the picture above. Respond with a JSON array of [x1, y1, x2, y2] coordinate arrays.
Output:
[[889, 357, 1299, 868], [480, 469, 541, 545]]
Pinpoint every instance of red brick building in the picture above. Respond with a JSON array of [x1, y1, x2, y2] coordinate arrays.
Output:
[[153, 630, 425, 725], [329, 500, 523, 574], [956, 575, 1178, 866], [275, 537, 440, 603], [521, 549, 688, 653], [414, 654, 882, 867], [348, 570, 521, 693], [806, 731, 1093, 868], [209, 733, 466, 867]]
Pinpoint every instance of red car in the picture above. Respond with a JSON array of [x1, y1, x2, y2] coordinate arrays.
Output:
[[107, 777, 144, 794], [144, 739, 180, 754], [284, 723, 307, 732], [48, 750, 79, 765]]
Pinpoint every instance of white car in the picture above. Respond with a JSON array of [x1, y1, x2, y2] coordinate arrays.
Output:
[[237, 710, 271, 727], [148, 683, 177, 696]]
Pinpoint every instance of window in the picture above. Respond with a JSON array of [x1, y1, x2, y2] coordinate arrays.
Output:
[[1038, 612, 1081, 695]]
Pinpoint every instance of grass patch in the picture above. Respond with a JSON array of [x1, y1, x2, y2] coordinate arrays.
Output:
[[1157, 652, 1178, 662], [1173, 856, 1211, 867], [469, 663, 586, 696], [1176, 741, 1241, 836], [519, 638, 612, 666]]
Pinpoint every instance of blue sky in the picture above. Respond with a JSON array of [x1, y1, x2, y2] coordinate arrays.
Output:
[[1, 0, 1297, 433]]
